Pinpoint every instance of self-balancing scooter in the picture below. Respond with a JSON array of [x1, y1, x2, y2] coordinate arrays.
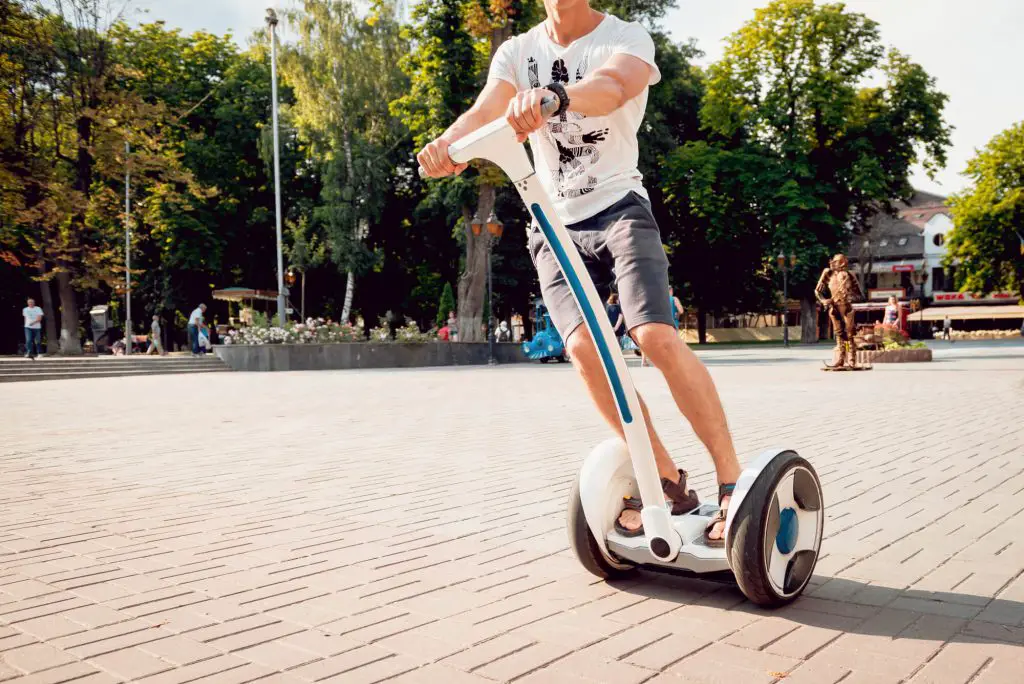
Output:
[[421, 98, 824, 607]]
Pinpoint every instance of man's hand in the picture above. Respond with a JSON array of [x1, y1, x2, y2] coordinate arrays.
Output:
[[417, 138, 468, 178], [506, 88, 556, 143], [820, 299, 833, 309]]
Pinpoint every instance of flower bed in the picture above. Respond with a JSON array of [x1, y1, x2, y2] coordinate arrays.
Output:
[[224, 318, 363, 345], [936, 329, 1021, 341], [858, 348, 932, 364]]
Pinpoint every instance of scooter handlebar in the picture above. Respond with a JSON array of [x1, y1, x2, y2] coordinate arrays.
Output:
[[417, 95, 559, 179]]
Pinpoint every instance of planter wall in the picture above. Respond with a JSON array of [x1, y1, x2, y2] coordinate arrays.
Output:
[[214, 342, 529, 372], [858, 348, 933, 364]]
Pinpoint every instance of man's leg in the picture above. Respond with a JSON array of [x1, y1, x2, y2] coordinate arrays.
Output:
[[600, 192, 740, 540], [634, 323, 742, 541], [565, 326, 688, 533], [24, 328, 34, 358]]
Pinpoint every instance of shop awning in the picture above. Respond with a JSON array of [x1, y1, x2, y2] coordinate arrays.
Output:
[[912, 305, 1024, 321], [212, 287, 278, 303]]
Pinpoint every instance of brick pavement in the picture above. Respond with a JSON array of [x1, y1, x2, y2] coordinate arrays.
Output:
[[1, 343, 1023, 683]]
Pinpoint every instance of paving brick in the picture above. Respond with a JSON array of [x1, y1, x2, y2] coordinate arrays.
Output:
[[473, 641, 573, 681], [289, 645, 393, 681], [204, 621, 306, 652], [1, 642, 76, 673], [5, 662, 103, 684], [62, 604, 132, 629], [667, 643, 801, 681], [375, 631, 466, 665], [14, 615, 88, 641], [544, 651, 653, 684], [440, 633, 535, 672], [327, 654, 420, 684], [134, 655, 251, 684], [89, 646, 176, 679], [139, 635, 224, 665], [233, 640, 322, 670], [724, 617, 800, 650], [386, 664, 496, 684]]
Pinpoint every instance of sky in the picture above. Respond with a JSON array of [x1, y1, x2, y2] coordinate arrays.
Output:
[[127, 0, 1024, 197]]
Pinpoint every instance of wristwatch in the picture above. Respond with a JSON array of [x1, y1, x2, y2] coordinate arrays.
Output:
[[544, 82, 570, 117]]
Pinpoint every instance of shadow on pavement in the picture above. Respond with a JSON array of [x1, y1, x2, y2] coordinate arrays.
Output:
[[608, 572, 1024, 646]]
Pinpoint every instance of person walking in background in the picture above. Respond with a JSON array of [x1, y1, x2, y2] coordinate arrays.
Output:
[[884, 296, 900, 327], [22, 297, 44, 359], [146, 315, 165, 356], [188, 303, 206, 356], [943, 315, 953, 342], [446, 311, 459, 342], [606, 293, 625, 347]]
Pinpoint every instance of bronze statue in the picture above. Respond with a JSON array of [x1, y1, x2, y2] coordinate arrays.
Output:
[[815, 253, 870, 370]]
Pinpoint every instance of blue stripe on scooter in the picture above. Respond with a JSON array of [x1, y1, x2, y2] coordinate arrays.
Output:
[[531, 203, 633, 424]]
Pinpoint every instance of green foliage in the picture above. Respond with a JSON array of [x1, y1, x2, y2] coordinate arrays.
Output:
[[437, 281, 456, 327], [279, 0, 409, 317], [947, 122, 1024, 298], [701, 0, 951, 313], [660, 141, 777, 343]]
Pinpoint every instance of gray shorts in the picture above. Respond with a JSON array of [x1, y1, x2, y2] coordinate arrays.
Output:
[[528, 191, 673, 342]]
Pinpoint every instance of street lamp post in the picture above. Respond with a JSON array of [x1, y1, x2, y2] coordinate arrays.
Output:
[[124, 140, 132, 355], [915, 268, 929, 339], [266, 8, 287, 328], [777, 252, 797, 348], [473, 212, 504, 363]]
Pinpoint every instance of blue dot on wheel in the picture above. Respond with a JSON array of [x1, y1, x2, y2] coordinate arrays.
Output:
[[776, 507, 798, 554]]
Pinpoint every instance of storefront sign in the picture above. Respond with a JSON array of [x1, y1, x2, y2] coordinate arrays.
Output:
[[891, 264, 915, 273], [869, 288, 906, 300], [931, 291, 1018, 303]]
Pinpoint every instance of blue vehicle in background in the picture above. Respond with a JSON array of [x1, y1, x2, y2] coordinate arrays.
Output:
[[522, 298, 567, 363]]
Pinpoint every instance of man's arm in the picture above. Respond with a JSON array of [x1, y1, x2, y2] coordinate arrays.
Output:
[[418, 79, 518, 177], [505, 55, 652, 141]]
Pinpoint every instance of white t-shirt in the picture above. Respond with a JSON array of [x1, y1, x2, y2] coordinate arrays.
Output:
[[23, 306, 43, 329], [189, 307, 204, 326], [488, 14, 661, 224]]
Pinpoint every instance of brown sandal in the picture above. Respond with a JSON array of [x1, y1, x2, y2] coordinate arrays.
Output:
[[615, 469, 701, 537], [703, 483, 736, 547]]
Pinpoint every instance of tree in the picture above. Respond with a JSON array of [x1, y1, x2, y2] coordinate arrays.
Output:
[[702, 0, 951, 342], [1, 2, 214, 353], [436, 281, 455, 327], [661, 141, 777, 343], [947, 122, 1024, 299], [280, 0, 407, 324], [395, 0, 541, 343]]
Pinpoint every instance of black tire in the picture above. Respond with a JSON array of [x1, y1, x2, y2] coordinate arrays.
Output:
[[539, 357, 551, 363], [727, 451, 822, 608], [557, 354, 568, 363], [566, 474, 635, 580]]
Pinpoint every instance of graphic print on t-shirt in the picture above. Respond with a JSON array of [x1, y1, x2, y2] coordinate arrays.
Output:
[[528, 55, 608, 198]]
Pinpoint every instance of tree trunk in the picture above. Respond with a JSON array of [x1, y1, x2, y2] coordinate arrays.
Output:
[[800, 296, 818, 344], [457, 184, 494, 343], [340, 270, 355, 324], [36, 253, 59, 354], [56, 270, 82, 354], [339, 128, 361, 325], [697, 306, 708, 345]]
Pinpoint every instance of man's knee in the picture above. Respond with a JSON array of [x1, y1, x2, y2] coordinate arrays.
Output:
[[634, 323, 681, 368]]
